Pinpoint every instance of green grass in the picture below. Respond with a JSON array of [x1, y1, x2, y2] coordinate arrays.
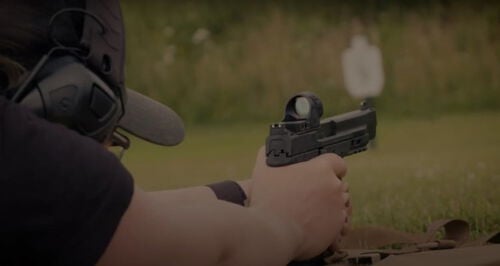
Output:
[[122, 112, 500, 236]]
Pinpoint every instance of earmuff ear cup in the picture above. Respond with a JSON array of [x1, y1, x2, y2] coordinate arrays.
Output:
[[19, 56, 123, 142]]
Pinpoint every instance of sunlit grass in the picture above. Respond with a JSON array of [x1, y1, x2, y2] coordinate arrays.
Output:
[[347, 113, 500, 235], [122, 112, 500, 235]]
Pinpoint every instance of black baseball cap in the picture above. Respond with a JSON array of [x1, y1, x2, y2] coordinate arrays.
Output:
[[74, 0, 185, 146], [118, 88, 184, 146]]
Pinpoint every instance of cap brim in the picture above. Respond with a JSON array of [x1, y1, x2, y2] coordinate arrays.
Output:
[[118, 88, 184, 146]]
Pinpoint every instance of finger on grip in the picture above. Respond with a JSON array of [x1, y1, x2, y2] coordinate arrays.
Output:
[[314, 153, 347, 179]]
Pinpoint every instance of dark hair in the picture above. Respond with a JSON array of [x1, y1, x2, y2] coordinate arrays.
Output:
[[0, 0, 84, 92], [0, 55, 26, 92]]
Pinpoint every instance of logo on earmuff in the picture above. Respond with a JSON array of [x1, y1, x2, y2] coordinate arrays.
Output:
[[58, 97, 72, 112]]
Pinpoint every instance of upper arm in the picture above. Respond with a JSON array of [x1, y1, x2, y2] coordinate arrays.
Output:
[[0, 99, 133, 265], [97, 187, 225, 266]]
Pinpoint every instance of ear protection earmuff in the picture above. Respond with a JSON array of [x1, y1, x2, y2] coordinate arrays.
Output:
[[12, 53, 122, 143], [8, 0, 127, 144]]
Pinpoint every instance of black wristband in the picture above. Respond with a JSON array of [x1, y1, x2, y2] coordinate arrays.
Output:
[[206, 180, 247, 206]]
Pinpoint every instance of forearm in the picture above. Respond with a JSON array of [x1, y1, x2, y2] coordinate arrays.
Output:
[[148, 186, 217, 205], [148, 179, 252, 205], [158, 200, 301, 266], [98, 187, 300, 266]]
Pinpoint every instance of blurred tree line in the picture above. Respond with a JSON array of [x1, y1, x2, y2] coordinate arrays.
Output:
[[122, 0, 499, 123]]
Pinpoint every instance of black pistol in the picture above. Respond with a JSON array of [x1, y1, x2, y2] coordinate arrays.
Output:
[[266, 91, 377, 166]]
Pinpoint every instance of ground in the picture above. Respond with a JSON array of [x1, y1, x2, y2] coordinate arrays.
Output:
[[123, 112, 500, 236]]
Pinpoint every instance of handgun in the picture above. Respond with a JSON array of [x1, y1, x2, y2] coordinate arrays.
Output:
[[266, 91, 376, 166]]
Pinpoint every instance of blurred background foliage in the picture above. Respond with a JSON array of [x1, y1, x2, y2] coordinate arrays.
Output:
[[121, 0, 499, 124]]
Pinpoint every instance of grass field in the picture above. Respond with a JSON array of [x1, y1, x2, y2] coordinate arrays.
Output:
[[122, 112, 500, 236]]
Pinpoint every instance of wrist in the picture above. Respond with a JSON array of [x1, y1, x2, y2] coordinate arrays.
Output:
[[247, 206, 304, 262]]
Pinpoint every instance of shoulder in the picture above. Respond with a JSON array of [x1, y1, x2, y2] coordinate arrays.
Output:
[[0, 95, 134, 265]]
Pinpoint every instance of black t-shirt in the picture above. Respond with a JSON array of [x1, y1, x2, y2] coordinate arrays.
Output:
[[0, 96, 134, 265]]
